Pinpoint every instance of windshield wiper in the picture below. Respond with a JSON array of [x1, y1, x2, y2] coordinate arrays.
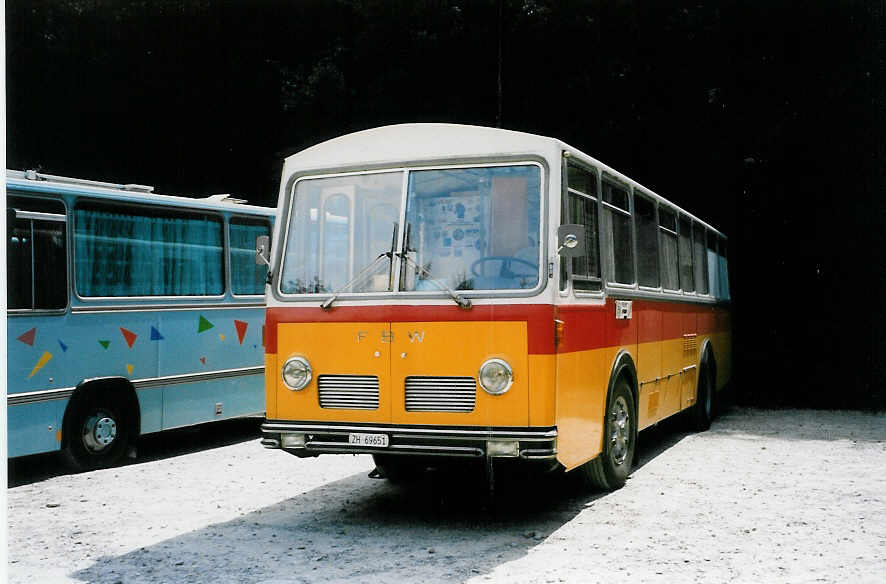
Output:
[[320, 252, 391, 310], [398, 253, 472, 309], [398, 225, 471, 309], [321, 223, 399, 311], [321, 222, 472, 310]]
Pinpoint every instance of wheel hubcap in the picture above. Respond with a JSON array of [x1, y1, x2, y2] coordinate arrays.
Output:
[[82, 411, 117, 453], [609, 396, 631, 466]]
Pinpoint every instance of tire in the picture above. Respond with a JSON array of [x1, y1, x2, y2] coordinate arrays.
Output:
[[372, 454, 424, 483], [689, 362, 714, 432], [61, 390, 131, 471], [578, 377, 636, 491]]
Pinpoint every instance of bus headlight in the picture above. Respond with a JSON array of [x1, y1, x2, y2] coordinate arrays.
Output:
[[281, 356, 312, 391], [478, 358, 514, 395]]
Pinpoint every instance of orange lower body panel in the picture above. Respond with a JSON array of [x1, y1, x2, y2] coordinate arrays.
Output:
[[263, 301, 731, 469]]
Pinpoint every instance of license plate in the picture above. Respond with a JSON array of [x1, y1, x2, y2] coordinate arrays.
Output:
[[348, 433, 389, 448]]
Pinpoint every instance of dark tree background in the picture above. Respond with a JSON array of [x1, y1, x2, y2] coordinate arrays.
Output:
[[7, 0, 885, 409]]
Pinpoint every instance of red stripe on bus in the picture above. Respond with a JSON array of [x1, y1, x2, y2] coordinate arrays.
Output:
[[265, 304, 556, 355], [265, 300, 729, 356], [555, 300, 728, 353]]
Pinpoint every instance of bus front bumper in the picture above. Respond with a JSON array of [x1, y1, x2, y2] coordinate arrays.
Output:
[[261, 421, 557, 460]]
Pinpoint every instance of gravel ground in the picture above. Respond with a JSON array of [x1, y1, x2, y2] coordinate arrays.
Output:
[[6, 408, 886, 584]]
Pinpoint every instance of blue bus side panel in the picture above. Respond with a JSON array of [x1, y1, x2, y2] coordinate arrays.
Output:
[[161, 374, 264, 429], [8, 314, 71, 458], [9, 312, 158, 391], [8, 307, 264, 388], [137, 389, 164, 434], [8, 306, 265, 456], [8, 400, 64, 457], [157, 308, 265, 427], [156, 309, 264, 375], [8, 314, 76, 390]]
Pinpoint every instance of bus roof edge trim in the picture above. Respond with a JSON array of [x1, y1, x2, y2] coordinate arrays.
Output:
[[17, 169, 155, 193]]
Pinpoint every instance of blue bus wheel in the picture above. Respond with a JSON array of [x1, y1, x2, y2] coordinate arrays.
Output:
[[62, 391, 131, 471]]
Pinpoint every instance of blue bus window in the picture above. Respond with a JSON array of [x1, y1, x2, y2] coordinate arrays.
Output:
[[230, 218, 271, 295], [74, 204, 224, 297], [7, 197, 67, 310]]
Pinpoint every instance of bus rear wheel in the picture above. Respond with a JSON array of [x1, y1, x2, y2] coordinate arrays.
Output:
[[689, 363, 714, 432], [62, 391, 131, 471], [578, 378, 636, 491]]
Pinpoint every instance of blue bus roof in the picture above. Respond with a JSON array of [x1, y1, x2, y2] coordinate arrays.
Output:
[[6, 169, 275, 216]]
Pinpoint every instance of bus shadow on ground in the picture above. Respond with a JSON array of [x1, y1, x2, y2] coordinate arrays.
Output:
[[7, 417, 263, 488], [71, 469, 598, 584], [70, 419, 690, 584]]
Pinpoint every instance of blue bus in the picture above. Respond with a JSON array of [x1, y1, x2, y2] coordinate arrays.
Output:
[[6, 170, 274, 469]]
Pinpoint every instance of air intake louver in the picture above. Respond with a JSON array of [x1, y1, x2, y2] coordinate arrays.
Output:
[[318, 375, 379, 410], [405, 376, 476, 412]]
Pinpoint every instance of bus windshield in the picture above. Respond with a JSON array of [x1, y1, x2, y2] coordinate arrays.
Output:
[[280, 164, 542, 295]]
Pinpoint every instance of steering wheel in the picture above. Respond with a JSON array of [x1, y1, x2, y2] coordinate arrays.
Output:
[[471, 256, 537, 278]]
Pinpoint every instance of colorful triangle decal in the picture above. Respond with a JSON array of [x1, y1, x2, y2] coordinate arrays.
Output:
[[120, 327, 138, 348], [234, 320, 248, 345], [58, 339, 68, 352], [126, 363, 134, 375], [99, 340, 110, 349], [17, 328, 36, 346], [150, 326, 164, 341], [219, 333, 226, 341], [200, 356, 207, 365], [198, 316, 214, 333], [28, 351, 53, 379]]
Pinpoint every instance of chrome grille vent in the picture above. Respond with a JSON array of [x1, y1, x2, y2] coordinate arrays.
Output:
[[318, 375, 379, 410], [405, 376, 476, 413]]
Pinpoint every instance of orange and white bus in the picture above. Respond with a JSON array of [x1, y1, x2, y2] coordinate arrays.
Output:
[[260, 124, 731, 490]]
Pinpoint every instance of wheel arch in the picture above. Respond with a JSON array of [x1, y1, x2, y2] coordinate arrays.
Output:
[[62, 377, 141, 448], [607, 349, 639, 415], [578, 349, 639, 490]]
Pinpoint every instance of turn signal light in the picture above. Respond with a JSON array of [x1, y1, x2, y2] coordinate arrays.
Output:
[[554, 319, 565, 347]]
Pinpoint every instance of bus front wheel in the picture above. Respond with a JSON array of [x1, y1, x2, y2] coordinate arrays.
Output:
[[62, 390, 131, 471], [578, 378, 636, 491]]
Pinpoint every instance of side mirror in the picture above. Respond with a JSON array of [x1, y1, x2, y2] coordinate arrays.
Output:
[[557, 224, 585, 257], [255, 235, 271, 266]]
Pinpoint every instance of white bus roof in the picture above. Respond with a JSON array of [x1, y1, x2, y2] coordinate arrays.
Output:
[[6, 169, 275, 216], [281, 124, 725, 237], [283, 123, 561, 172]]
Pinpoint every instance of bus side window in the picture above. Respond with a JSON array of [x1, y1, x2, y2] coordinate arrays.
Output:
[[230, 217, 271, 295], [706, 230, 720, 298], [601, 180, 635, 286], [7, 198, 67, 310], [718, 236, 730, 300], [7, 215, 33, 309], [659, 207, 679, 291], [74, 203, 224, 297], [634, 193, 659, 288], [692, 221, 709, 294], [564, 163, 602, 292], [678, 215, 694, 293]]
